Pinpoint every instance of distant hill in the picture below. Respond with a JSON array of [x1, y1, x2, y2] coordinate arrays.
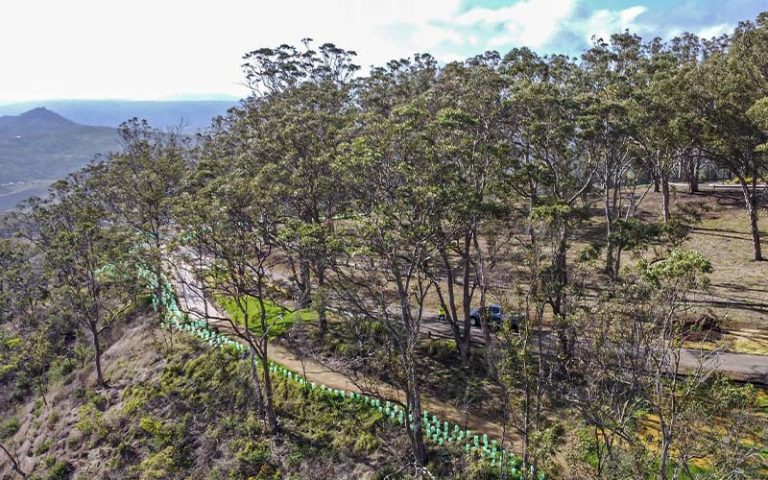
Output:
[[0, 99, 237, 131], [0, 108, 121, 208]]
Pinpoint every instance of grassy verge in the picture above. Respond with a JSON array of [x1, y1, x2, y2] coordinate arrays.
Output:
[[216, 295, 318, 338]]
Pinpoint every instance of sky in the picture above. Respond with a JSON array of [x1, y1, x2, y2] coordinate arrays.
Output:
[[1, 0, 765, 103]]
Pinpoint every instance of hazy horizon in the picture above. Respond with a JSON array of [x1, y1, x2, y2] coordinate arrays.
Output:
[[0, 96, 241, 108]]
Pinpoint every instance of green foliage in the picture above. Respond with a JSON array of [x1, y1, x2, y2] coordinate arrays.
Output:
[[75, 402, 106, 439], [353, 431, 380, 455], [611, 217, 664, 250], [49, 357, 77, 381], [530, 202, 575, 222], [139, 417, 171, 445], [425, 339, 459, 363], [0, 416, 20, 439], [35, 438, 52, 455], [231, 438, 271, 473], [138, 446, 176, 480], [3, 16, 768, 479], [639, 249, 713, 287], [43, 460, 74, 480], [99, 332, 403, 478], [47, 411, 60, 428]]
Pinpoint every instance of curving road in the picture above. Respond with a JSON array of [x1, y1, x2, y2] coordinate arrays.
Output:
[[170, 253, 768, 386], [421, 317, 768, 385]]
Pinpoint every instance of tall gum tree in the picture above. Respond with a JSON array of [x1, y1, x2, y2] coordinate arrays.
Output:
[[229, 41, 359, 336], [334, 99, 441, 468], [96, 119, 188, 322], [428, 54, 510, 367], [501, 49, 595, 363], [17, 173, 137, 388], [174, 173, 283, 432], [696, 15, 768, 261], [580, 34, 641, 277]]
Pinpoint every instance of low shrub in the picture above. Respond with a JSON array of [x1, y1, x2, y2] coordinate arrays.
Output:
[[36, 438, 53, 455], [0, 416, 20, 439], [75, 403, 106, 439], [426, 339, 458, 362], [138, 446, 176, 480], [44, 460, 74, 480]]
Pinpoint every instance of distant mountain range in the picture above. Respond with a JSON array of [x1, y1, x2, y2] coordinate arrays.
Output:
[[0, 99, 237, 130], [0, 100, 238, 210], [0, 107, 120, 185]]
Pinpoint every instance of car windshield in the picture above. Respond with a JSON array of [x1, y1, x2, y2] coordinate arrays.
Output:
[[489, 306, 501, 314]]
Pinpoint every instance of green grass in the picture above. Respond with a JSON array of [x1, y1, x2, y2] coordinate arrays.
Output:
[[217, 295, 317, 338]]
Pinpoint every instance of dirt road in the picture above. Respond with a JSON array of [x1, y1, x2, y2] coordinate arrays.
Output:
[[171, 261, 519, 446], [422, 318, 768, 385]]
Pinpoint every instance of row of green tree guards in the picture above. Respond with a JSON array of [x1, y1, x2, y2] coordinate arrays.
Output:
[[147, 270, 544, 479]]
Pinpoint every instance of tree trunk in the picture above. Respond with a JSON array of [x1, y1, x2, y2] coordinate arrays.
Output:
[[661, 173, 671, 222], [659, 432, 672, 480], [260, 344, 279, 433], [687, 151, 700, 194], [0, 443, 26, 479], [740, 179, 764, 261], [652, 168, 661, 193], [316, 267, 328, 337], [604, 180, 615, 276], [461, 232, 473, 366], [457, 336, 471, 364], [405, 354, 428, 466], [297, 259, 312, 309], [248, 346, 266, 417], [550, 232, 571, 364], [472, 233, 496, 376], [154, 235, 165, 322], [437, 241, 472, 366], [91, 323, 105, 388], [256, 292, 279, 433]]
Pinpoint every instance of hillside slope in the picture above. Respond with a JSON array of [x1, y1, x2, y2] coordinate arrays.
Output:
[[0, 108, 120, 185], [0, 314, 418, 480]]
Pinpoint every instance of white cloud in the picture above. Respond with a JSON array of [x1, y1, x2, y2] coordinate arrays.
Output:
[[458, 0, 577, 48], [0, 0, 463, 102], [697, 23, 730, 39], [412, 25, 465, 49], [575, 5, 649, 44], [0, 1, 752, 102]]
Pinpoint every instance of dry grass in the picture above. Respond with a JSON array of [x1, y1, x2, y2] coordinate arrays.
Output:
[[570, 187, 768, 353]]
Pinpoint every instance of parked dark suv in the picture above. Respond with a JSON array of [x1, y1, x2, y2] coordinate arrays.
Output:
[[470, 304, 520, 332], [470, 304, 503, 327]]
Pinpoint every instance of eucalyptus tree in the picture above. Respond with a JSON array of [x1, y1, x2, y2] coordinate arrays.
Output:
[[0, 238, 53, 403], [17, 172, 138, 387], [637, 250, 715, 479], [579, 34, 642, 277], [334, 97, 442, 467], [427, 53, 511, 366], [0, 239, 45, 326], [174, 172, 283, 432], [96, 119, 189, 320], [695, 15, 768, 260], [233, 41, 359, 336], [501, 49, 595, 362], [668, 32, 708, 194], [624, 38, 691, 223], [357, 53, 440, 117], [560, 249, 761, 478]]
